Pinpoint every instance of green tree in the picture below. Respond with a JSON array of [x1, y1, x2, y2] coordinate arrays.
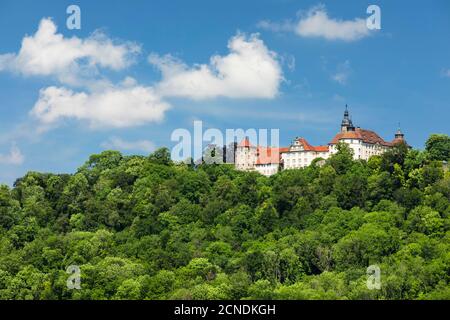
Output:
[[406, 206, 444, 235], [149, 147, 172, 165], [327, 143, 354, 175], [425, 134, 450, 161]]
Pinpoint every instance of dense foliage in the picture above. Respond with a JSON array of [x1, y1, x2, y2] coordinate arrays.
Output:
[[0, 134, 449, 300]]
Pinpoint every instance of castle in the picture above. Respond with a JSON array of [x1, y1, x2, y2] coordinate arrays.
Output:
[[235, 106, 407, 176]]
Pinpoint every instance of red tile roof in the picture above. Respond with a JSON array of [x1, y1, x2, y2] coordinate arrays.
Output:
[[391, 137, 406, 145], [294, 137, 329, 152], [329, 128, 392, 147], [256, 147, 289, 165], [238, 138, 253, 148], [314, 145, 330, 152], [242, 137, 330, 166], [237, 139, 289, 165]]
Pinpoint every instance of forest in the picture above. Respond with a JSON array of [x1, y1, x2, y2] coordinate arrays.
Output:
[[0, 134, 449, 300]]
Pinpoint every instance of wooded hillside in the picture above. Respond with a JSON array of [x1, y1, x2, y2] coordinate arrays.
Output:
[[0, 134, 449, 300]]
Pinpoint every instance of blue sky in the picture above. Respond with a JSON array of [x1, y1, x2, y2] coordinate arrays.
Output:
[[0, 0, 449, 185]]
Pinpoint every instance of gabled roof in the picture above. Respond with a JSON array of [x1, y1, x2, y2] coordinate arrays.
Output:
[[238, 138, 254, 148], [256, 147, 290, 165], [237, 138, 289, 165], [314, 145, 330, 152], [256, 147, 279, 165], [329, 128, 392, 147], [292, 137, 329, 152]]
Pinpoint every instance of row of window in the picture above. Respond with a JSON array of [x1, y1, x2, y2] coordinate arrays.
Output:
[[285, 158, 309, 164]]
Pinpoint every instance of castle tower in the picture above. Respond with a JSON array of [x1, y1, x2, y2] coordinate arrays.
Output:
[[235, 137, 258, 171], [392, 123, 406, 145], [395, 124, 404, 140], [341, 105, 355, 132]]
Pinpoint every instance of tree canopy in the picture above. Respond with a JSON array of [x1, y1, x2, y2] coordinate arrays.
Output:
[[0, 134, 449, 300]]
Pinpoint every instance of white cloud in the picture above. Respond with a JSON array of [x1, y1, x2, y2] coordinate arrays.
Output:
[[0, 18, 140, 85], [258, 5, 371, 42], [0, 144, 24, 165], [149, 33, 283, 100], [442, 69, 450, 78], [101, 137, 155, 153], [296, 6, 369, 41], [4, 19, 284, 132], [331, 60, 351, 85], [257, 20, 294, 33], [0, 54, 15, 72], [30, 78, 170, 130]]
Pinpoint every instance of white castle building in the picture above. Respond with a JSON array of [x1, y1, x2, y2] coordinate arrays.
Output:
[[235, 106, 406, 176]]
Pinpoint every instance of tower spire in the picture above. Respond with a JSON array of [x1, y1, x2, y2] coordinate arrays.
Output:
[[341, 104, 354, 132], [395, 122, 404, 139]]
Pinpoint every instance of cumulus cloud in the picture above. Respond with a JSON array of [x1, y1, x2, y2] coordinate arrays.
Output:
[[258, 5, 371, 42], [296, 6, 370, 41], [148, 33, 283, 99], [101, 137, 155, 153], [30, 78, 170, 130], [0, 144, 24, 165], [4, 19, 284, 132], [0, 19, 170, 130], [0, 18, 140, 85]]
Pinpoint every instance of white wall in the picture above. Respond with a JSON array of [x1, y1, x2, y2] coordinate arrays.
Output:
[[329, 139, 390, 161], [236, 138, 392, 175], [281, 150, 329, 170], [235, 146, 257, 171], [255, 163, 279, 176]]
